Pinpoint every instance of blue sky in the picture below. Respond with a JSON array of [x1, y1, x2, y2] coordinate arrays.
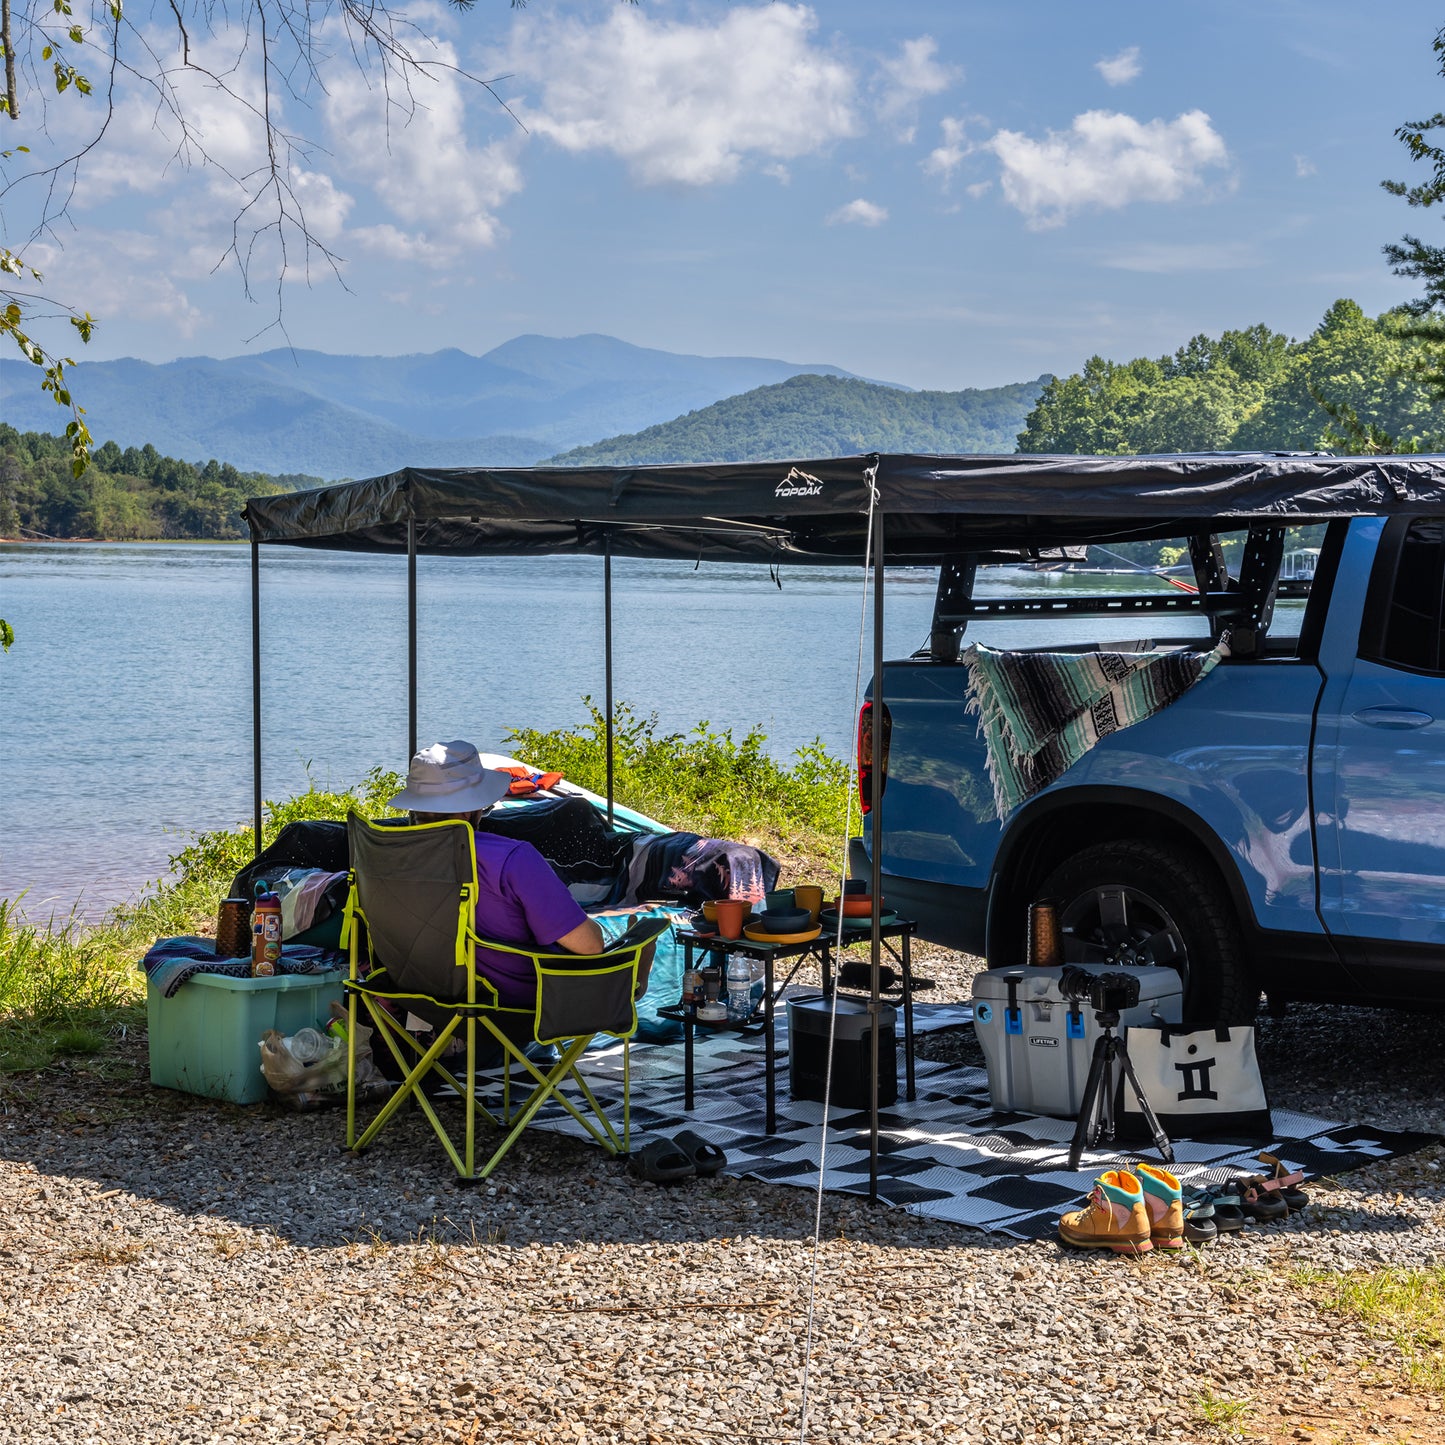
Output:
[[8, 0, 1444, 391]]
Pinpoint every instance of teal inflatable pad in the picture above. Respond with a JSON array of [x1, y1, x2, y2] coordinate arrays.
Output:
[[595, 906, 690, 1043]]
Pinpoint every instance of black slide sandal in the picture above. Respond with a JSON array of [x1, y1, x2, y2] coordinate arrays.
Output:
[[628, 1138, 695, 1183], [674, 1128, 727, 1177]]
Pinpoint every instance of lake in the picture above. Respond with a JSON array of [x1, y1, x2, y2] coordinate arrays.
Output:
[[0, 542, 1227, 921]]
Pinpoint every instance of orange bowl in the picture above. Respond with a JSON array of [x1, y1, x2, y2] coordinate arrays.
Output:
[[834, 895, 881, 917]]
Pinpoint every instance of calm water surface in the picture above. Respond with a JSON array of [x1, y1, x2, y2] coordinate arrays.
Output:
[[1, 544, 940, 917], [1, 542, 1229, 920]]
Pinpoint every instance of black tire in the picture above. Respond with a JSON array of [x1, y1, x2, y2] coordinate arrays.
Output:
[[1035, 838, 1256, 1026]]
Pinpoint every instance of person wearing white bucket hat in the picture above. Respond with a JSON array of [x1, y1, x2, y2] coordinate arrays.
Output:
[[388, 741, 605, 1007]]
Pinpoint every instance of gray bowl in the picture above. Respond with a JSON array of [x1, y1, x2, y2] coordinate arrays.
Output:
[[756, 908, 811, 934]]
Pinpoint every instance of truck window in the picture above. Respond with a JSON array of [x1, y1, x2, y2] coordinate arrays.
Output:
[[1371, 519, 1445, 674], [956, 526, 1321, 655]]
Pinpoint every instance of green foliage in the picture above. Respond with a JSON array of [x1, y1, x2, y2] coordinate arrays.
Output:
[[0, 896, 135, 1024], [1, 252, 93, 478], [169, 766, 403, 885], [505, 700, 853, 870], [1017, 325, 1292, 454], [0, 425, 319, 539], [1235, 300, 1445, 452], [548, 372, 1049, 466], [1381, 24, 1445, 392], [1018, 302, 1445, 457]]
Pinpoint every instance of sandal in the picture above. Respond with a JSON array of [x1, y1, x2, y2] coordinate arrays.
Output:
[[628, 1137, 695, 1184], [673, 1128, 727, 1177], [1183, 1208, 1217, 1246], [1234, 1174, 1289, 1223], [1257, 1152, 1311, 1213], [1196, 1184, 1245, 1234]]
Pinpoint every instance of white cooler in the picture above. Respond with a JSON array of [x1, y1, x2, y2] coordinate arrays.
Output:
[[971, 964, 1183, 1118]]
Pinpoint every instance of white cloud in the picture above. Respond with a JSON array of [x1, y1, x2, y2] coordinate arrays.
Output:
[[323, 55, 526, 268], [499, 4, 859, 186], [873, 36, 958, 142], [987, 110, 1229, 228], [826, 198, 887, 227], [26, 235, 205, 337], [923, 116, 973, 182], [1294, 154, 1318, 178], [1096, 47, 1143, 86]]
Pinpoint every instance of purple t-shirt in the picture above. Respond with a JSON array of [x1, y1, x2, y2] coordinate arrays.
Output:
[[473, 831, 588, 1007]]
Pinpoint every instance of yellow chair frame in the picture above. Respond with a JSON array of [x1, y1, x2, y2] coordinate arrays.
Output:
[[340, 814, 662, 1181]]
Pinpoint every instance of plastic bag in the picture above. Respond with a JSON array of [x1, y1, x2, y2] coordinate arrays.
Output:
[[259, 1014, 387, 1110]]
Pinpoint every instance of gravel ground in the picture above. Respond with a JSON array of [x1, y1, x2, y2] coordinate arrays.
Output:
[[2, 951, 1443, 1445]]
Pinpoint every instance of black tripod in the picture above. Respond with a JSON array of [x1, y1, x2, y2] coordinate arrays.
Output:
[[1067, 1008, 1174, 1172]]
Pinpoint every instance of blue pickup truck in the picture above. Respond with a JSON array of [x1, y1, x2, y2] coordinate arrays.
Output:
[[855, 514, 1445, 1023]]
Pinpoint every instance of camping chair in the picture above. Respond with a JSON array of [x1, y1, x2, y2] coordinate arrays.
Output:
[[340, 811, 669, 1181]]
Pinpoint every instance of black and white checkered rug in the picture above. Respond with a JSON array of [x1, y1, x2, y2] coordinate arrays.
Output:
[[520, 1001, 1436, 1240]]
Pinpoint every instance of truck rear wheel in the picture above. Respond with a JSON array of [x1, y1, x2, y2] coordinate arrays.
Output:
[[1035, 839, 1256, 1025]]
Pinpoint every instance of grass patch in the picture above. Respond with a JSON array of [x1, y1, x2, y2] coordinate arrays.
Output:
[[1192, 1390, 1253, 1434], [1292, 1262, 1445, 1394]]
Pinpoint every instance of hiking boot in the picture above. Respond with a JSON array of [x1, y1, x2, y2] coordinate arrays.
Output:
[[1134, 1162, 1186, 1250], [1058, 1169, 1152, 1254]]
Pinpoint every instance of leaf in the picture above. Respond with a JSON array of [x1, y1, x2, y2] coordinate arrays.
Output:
[[42, 45, 52, 59]]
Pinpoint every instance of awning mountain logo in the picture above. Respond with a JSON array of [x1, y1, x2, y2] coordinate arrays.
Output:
[[774, 467, 823, 499]]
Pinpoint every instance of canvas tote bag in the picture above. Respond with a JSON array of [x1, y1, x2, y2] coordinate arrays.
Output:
[[1117, 1025, 1273, 1141]]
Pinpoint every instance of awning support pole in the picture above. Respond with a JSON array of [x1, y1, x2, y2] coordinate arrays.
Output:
[[869, 510, 885, 1202], [604, 531, 615, 827], [251, 537, 263, 862], [407, 517, 418, 761]]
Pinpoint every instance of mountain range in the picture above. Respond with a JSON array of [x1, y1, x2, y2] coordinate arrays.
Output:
[[0, 334, 1045, 479], [0, 335, 861, 480]]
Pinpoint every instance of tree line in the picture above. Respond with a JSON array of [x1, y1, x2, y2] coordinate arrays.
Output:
[[1017, 299, 1445, 455], [0, 427, 321, 541]]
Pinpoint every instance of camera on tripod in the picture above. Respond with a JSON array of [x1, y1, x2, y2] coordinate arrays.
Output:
[[1058, 965, 1141, 1016]]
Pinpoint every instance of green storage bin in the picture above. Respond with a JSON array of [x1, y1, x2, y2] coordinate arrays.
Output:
[[146, 968, 347, 1104]]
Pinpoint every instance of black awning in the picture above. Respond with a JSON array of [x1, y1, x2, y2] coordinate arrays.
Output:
[[244, 451, 1445, 562]]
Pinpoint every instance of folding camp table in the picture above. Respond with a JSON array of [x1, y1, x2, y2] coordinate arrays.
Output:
[[659, 915, 919, 1134]]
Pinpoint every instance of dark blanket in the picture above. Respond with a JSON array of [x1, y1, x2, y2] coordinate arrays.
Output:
[[228, 799, 773, 910]]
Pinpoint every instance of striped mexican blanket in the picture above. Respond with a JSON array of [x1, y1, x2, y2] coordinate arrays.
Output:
[[961, 637, 1230, 818]]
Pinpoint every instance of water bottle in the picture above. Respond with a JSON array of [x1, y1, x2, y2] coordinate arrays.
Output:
[[725, 954, 752, 1022], [251, 880, 282, 977]]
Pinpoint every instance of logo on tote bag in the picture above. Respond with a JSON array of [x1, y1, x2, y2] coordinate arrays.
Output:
[[1173, 1042, 1219, 1102]]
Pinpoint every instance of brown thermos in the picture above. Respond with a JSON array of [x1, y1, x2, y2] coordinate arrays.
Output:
[[214, 897, 253, 958], [1027, 899, 1063, 968]]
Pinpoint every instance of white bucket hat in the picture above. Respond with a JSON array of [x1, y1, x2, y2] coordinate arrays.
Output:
[[388, 740, 511, 814]]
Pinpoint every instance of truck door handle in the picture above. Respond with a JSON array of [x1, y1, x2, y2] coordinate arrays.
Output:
[[1353, 705, 1435, 730]]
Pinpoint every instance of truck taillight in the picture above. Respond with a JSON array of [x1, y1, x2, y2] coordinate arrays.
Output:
[[856, 700, 892, 815]]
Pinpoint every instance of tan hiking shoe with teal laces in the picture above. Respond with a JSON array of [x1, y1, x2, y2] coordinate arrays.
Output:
[[1057, 1169, 1152, 1255], [1134, 1162, 1186, 1250]]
